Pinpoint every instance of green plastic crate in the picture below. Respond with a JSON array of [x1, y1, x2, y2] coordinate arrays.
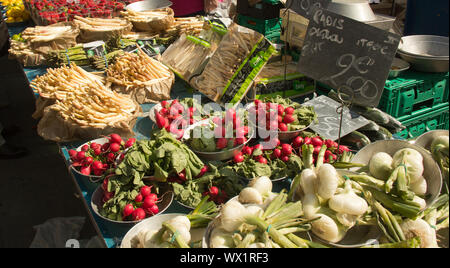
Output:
[[379, 71, 449, 118], [262, 0, 281, 4], [265, 31, 281, 43], [237, 14, 282, 36], [395, 103, 449, 139]]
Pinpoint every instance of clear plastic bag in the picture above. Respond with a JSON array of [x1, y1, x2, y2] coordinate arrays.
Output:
[[205, 0, 236, 18]]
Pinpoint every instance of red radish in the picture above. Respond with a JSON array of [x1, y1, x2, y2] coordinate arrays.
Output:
[[132, 208, 146, 221], [81, 144, 89, 152], [277, 105, 285, 115], [253, 144, 263, 151], [324, 150, 333, 160], [161, 100, 169, 108], [123, 204, 134, 217], [209, 186, 219, 196], [268, 120, 278, 131], [216, 138, 228, 150], [106, 152, 115, 162], [155, 110, 168, 129], [338, 145, 350, 154], [147, 193, 158, 203], [171, 99, 179, 105], [92, 161, 103, 171], [103, 163, 109, 169], [190, 118, 195, 124], [94, 169, 104, 176], [176, 129, 184, 140], [135, 194, 143, 203], [83, 157, 93, 166], [304, 137, 312, 145], [143, 195, 156, 208], [140, 186, 152, 197], [258, 157, 268, 164], [242, 126, 249, 136], [160, 108, 169, 116], [233, 118, 241, 129], [234, 153, 244, 163], [76, 151, 86, 161], [178, 171, 186, 182], [236, 127, 246, 138], [285, 107, 295, 115], [324, 139, 334, 148], [267, 110, 278, 120], [282, 144, 293, 156], [254, 99, 261, 108], [69, 149, 77, 160], [293, 136, 304, 148], [196, 165, 209, 178], [272, 148, 282, 159], [148, 204, 159, 215], [332, 154, 337, 161], [235, 137, 247, 145], [125, 138, 136, 148], [109, 143, 121, 153], [80, 165, 91, 175], [110, 134, 122, 144], [279, 123, 288, 132], [212, 117, 222, 126], [89, 143, 99, 149], [311, 137, 323, 147], [94, 148, 102, 156], [242, 146, 253, 155], [281, 155, 290, 162], [277, 115, 283, 123], [313, 146, 322, 155], [283, 114, 295, 124], [226, 108, 236, 121]]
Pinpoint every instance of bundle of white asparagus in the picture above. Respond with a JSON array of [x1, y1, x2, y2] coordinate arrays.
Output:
[[121, 8, 175, 32], [8, 22, 79, 66], [32, 64, 140, 142], [191, 24, 263, 101], [106, 49, 174, 104], [161, 34, 215, 80], [74, 16, 132, 42]]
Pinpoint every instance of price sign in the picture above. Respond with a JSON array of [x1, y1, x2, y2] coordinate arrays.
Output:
[[286, 0, 331, 19], [296, 6, 401, 107]]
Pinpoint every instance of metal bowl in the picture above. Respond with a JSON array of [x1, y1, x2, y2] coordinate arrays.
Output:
[[397, 35, 449, 73], [125, 0, 172, 12], [327, 0, 378, 22], [70, 137, 109, 183], [414, 130, 449, 152], [90, 183, 174, 225], [352, 140, 443, 209], [389, 58, 410, 78], [120, 213, 206, 248]]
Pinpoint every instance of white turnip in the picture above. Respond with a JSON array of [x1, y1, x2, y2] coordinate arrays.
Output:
[[369, 152, 393, 180], [328, 180, 368, 216], [392, 148, 424, 183], [401, 218, 438, 248], [239, 187, 263, 205], [317, 164, 339, 200]]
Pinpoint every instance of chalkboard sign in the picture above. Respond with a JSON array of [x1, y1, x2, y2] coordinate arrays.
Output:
[[304, 95, 369, 141], [297, 6, 401, 107], [286, 0, 331, 20]]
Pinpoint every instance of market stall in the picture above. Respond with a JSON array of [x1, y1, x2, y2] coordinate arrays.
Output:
[[1, 0, 448, 249]]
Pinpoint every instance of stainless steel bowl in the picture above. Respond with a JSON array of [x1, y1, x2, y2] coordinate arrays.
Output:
[[352, 140, 443, 209], [91, 184, 174, 225], [125, 0, 172, 12], [327, 0, 378, 22], [389, 58, 410, 78], [414, 130, 449, 152], [397, 35, 449, 73]]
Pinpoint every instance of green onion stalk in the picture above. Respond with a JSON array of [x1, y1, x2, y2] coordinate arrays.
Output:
[[187, 195, 219, 228], [361, 237, 421, 248]]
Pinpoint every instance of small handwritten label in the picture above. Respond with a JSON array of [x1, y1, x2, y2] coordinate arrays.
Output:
[[286, 0, 331, 19]]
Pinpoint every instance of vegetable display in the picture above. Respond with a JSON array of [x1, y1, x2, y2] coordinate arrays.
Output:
[[1, 0, 30, 23], [68, 133, 134, 177], [207, 180, 323, 248], [430, 135, 449, 186], [169, 161, 245, 208], [185, 109, 252, 153], [31, 63, 140, 142], [121, 8, 175, 32], [106, 49, 174, 104], [73, 15, 132, 42], [248, 96, 317, 133]]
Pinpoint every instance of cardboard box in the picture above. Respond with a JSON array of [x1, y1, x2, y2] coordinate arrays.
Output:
[[280, 9, 309, 49]]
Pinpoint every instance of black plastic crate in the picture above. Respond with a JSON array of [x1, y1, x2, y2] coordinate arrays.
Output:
[[237, 0, 284, 20]]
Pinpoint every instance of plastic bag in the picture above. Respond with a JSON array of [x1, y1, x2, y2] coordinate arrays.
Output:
[[29, 217, 86, 248], [205, 0, 236, 18]]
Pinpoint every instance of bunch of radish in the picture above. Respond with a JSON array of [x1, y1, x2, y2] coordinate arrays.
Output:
[[202, 186, 229, 205], [68, 134, 135, 177], [102, 182, 162, 222], [211, 108, 251, 150], [154, 99, 198, 140], [291, 135, 350, 164], [234, 137, 295, 164], [249, 99, 297, 132]]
